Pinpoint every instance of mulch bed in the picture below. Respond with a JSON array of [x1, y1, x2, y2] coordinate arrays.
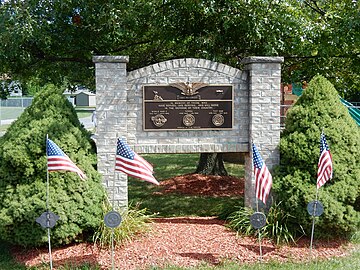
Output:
[[12, 174, 357, 270], [156, 173, 244, 197]]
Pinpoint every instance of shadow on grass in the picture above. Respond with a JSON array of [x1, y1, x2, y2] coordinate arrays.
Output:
[[0, 242, 27, 270], [129, 153, 245, 217], [129, 178, 243, 217]]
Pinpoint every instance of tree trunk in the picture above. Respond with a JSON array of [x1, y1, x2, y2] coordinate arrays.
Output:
[[195, 153, 228, 176]]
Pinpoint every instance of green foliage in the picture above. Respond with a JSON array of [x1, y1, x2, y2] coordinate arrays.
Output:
[[1, 1, 359, 100], [0, 80, 10, 99], [216, 199, 244, 221], [93, 203, 154, 248], [273, 75, 360, 238], [226, 202, 298, 245], [29, 263, 100, 270], [0, 242, 28, 270], [0, 84, 106, 247]]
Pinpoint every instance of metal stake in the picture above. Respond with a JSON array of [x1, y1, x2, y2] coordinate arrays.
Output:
[[309, 189, 319, 255], [111, 228, 115, 270], [110, 139, 119, 270], [256, 195, 263, 260], [46, 134, 53, 270], [258, 229, 263, 260]]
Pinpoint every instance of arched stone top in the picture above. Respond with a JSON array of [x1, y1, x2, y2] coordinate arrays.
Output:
[[127, 58, 241, 81]]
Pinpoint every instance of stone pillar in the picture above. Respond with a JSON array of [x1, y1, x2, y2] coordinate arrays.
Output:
[[93, 56, 129, 208], [242, 56, 283, 209]]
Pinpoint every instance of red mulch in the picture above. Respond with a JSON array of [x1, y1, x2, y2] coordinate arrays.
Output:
[[12, 174, 357, 270], [156, 173, 244, 197]]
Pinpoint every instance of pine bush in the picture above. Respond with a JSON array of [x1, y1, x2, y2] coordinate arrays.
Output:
[[0, 84, 106, 247], [273, 75, 360, 238]]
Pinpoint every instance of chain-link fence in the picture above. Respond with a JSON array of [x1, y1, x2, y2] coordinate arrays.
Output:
[[0, 98, 33, 107]]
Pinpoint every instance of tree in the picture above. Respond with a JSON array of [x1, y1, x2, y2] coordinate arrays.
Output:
[[0, 1, 359, 101], [0, 84, 107, 247], [0, 79, 10, 100], [195, 153, 228, 176], [273, 75, 360, 238], [1, 1, 359, 176]]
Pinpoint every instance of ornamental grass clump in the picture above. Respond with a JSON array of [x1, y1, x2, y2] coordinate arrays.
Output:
[[226, 202, 298, 245], [0, 84, 106, 247], [93, 203, 155, 248], [273, 75, 360, 239]]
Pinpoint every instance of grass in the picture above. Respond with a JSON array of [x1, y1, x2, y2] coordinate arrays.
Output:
[[0, 124, 10, 132], [0, 107, 25, 120], [0, 107, 91, 120], [154, 247, 360, 269], [128, 153, 244, 217], [0, 107, 92, 134], [76, 111, 92, 118], [0, 242, 27, 270]]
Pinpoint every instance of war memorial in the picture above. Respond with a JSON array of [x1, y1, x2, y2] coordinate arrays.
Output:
[[92, 56, 284, 208]]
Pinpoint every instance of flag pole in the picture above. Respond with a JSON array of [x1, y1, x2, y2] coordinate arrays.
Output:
[[309, 188, 319, 255], [255, 171, 262, 261], [110, 138, 120, 270], [252, 142, 263, 261], [46, 134, 53, 270]]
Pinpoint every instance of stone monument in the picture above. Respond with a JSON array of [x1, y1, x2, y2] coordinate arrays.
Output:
[[93, 56, 283, 209]]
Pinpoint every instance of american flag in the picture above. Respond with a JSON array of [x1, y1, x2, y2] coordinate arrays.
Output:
[[115, 138, 159, 185], [47, 138, 86, 180], [317, 132, 333, 189], [252, 143, 273, 204]]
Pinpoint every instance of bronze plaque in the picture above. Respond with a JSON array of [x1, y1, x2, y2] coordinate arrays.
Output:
[[143, 83, 233, 130]]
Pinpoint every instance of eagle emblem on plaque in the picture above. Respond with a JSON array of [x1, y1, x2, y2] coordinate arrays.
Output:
[[170, 82, 208, 96]]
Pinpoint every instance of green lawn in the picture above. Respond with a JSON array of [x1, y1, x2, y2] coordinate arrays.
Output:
[[128, 153, 244, 217], [0, 107, 91, 121], [156, 248, 360, 269], [0, 107, 92, 134], [0, 107, 25, 120]]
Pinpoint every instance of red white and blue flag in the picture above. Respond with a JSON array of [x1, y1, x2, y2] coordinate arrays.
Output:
[[47, 138, 87, 180], [115, 138, 159, 185], [252, 143, 273, 204], [317, 132, 333, 189]]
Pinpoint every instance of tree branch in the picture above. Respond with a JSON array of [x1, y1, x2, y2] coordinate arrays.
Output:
[[303, 0, 326, 16], [108, 39, 153, 54], [284, 53, 360, 60]]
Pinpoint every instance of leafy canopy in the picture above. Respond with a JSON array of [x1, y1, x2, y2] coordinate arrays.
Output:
[[0, 0, 359, 100]]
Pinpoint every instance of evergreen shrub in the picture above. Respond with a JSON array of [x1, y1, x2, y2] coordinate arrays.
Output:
[[0, 84, 106, 247], [273, 75, 360, 238]]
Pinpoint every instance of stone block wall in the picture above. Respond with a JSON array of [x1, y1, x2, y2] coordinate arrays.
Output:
[[93, 56, 283, 208]]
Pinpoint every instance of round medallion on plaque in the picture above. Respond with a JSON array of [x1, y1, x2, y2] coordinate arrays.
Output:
[[151, 114, 167, 127], [212, 114, 225, 127], [183, 114, 195, 127]]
